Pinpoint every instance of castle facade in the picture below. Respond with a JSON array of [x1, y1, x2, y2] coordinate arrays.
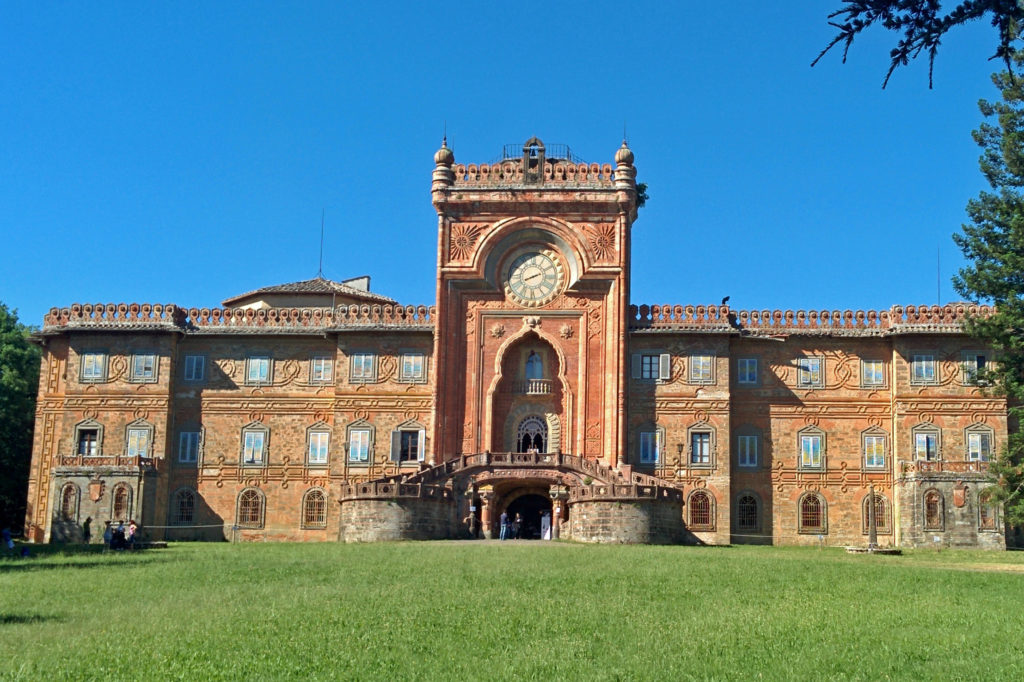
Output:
[[24, 139, 1007, 548]]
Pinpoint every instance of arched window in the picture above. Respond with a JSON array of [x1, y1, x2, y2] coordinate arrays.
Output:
[[112, 484, 132, 521], [517, 416, 547, 453], [60, 483, 79, 521], [924, 489, 944, 531], [687, 491, 715, 530], [172, 489, 195, 526], [861, 493, 891, 534], [979, 489, 998, 531], [799, 493, 827, 533], [302, 489, 327, 529], [525, 351, 543, 380], [237, 489, 264, 528], [736, 494, 760, 532]]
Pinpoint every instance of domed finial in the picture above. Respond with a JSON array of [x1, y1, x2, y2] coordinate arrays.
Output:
[[614, 139, 634, 165], [434, 136, 454, 166]]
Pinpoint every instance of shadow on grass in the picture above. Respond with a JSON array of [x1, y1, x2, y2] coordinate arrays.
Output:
[[0, 614, 65, 626], [0, 552, 169, 574]]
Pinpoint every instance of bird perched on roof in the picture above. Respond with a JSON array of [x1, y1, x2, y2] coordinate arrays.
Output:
[[721, 296, 730, 305]]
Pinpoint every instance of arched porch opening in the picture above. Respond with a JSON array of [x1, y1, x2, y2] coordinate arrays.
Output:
[[491, 332, 564, 452]]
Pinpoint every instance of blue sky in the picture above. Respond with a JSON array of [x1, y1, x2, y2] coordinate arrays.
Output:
[[0, 2, 1006, 326]]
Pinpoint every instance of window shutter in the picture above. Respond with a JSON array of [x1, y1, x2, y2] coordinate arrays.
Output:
[[659, 353, 671, 380], [631, 354, 641, 379], [390, 431, 400, 462], [417, 428, 426, 461]]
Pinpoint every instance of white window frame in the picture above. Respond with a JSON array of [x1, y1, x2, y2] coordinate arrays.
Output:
[[183, 354, 205, 382], [178, 431, 201, 464], [962, 351, 988, 385], [350, 352, 377, 383], [399, 352, 427, 383], [246, 356, 272, 385], [80, 351, 107, 383], [798, 428, 825, 470], [913, 425, 941, 461], [910, 353, 938, 386], [638, 430, 661, 465], [310, 355, 333, 384], [863, 432, 886, 469], [966, 427, 993, 462], [242, 427, 268, 466], [737, 434, 758, 468], [796, 356, 824, 389], [860, 359, 885, 388], [631, 353, 671, 382], [348, 428, 371, 463], [688, 353, 714, 385], [736, 358, 758, 385], [130, 353, 158, 383], [126, 423, 153, 458], [308, 430, 330, 466]]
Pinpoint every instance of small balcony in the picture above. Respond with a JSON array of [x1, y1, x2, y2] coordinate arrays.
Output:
[[507, 379, 553, 395], [56, 454, 156, 471]]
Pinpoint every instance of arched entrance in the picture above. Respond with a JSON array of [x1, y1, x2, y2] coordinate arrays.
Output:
[[517, 416, 547, 453], [504, 493, 552, 539]]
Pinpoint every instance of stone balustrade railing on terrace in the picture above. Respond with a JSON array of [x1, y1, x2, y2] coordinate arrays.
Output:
[[901, 460, 991, 474], [56, 454, 156, 470], [629, 303, 994, 335], [42, 303, 435, 333], [452, 161, 616, 187]]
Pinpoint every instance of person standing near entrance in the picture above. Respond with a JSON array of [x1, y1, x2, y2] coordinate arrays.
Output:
[[82, 517, 92, 544], [499, 511, 509, 540], [513, 513, 523, 539]]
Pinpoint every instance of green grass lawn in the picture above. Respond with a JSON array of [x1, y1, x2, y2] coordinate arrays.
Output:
[[2, 542, 1023, 680]]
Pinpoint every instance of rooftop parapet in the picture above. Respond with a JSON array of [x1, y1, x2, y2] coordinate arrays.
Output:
[[629, 303, 994, 336], [41, 303, 435, 335]]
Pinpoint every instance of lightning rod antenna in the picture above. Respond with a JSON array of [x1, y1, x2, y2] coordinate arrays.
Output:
[[318, 209, 325, 278]]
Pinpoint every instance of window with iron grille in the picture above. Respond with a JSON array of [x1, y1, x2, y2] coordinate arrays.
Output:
[[112, 485, 131, 521], [799, 494, 826, 533], [979, 489, 998, 531], [173, 489, 195, 526], [736, 494, 759, 532], [237, 489, 264, 528], [688, 491, 713, 529], [302, 489, 327, 529], [924, 490, 944, 531], [861, 494, 891, 534], [60, 484, 79, 521]]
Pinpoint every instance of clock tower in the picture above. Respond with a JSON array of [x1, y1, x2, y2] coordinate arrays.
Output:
[[430, 137, 638, 467]]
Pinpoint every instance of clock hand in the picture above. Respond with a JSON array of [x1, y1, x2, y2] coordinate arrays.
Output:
[[525, 272, 543, 284]]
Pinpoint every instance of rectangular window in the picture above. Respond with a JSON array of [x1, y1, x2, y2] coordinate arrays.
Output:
[[911, 354, 936, 385], [632, 353, 671, 381], [308, 431, 329, 465], [127, 428, 151, 457], [131, 353, 157, 382], [348, 430, 370, 462], [639, 431, 660, 464], [963, 352, 987, 384], [310, 356, 333, 383], [800, 435, 822, 468], [737, 358, 758, 385], [183, 354, 205, 382], [968, 432, 992, 462], [915, 432, 939, 461], [737, 435, 758, 467], [77, 429, 99, 457], [689, 354, 713, 384], [246, 356, 271, 385], [243, 431, 266, 465], [81, 352, 106, 382], [797, 357, 823, 388], [864, 435, 885, 468], [690, 432, 711, 465], [399, 431, 420, 462], [861, 360, 885, 387], [350, 352, 376, 383], [399, 353, 425, 382], [179, 432, 200, 463]]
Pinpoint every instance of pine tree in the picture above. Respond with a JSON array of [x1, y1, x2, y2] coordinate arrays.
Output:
[[0, 303, 40, 532], [953, 57, 1024, 525]]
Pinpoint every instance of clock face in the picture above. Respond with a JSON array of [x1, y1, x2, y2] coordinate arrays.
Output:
[[505, 250, 563, 307]]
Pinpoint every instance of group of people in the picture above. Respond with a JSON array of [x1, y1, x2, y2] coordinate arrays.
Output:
[[100, 519, 138, 550]]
